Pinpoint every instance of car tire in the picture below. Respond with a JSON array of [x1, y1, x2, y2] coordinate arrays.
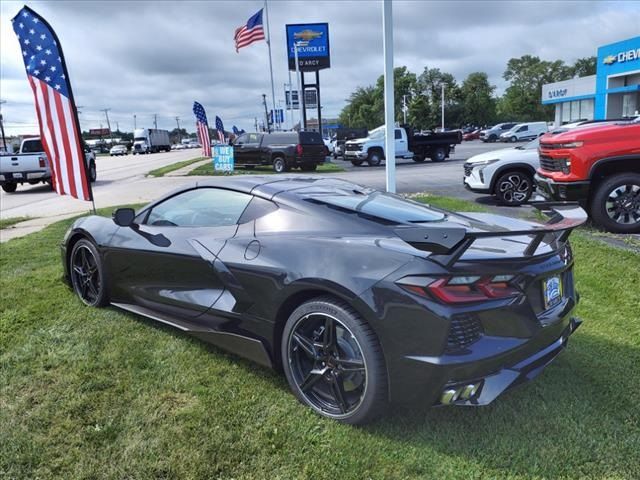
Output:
[[88, 161, 97, 183], [489, 134, 497, 142], [413, 155, 425, 162], [69, 238, 109, 307], [281, 295, 388, 425], [273, 157, 289, 173], [510, 136, 517, 143], [495, 171, 533, 206], [367, 150, 382, 166], [300, 164, 318, 172], [244, 165, 255, 170], [1, 182, 17, 193], [350, 159, 363, 166], [590, 173, 640, 233], [430, 147, 447, 162]]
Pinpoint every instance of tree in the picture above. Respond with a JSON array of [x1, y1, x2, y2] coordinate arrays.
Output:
[[338, 86, 382, 129], [569, 56, 597, 77], [407, 95, 431, 130], [416, 67, 460, 128], [501, 55, 571, 121], [459, 72, 496, 126]]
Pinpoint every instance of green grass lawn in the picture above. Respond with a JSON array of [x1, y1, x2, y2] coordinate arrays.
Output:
[[147, 157, 208, 177], [189, 161, 345, 176], [1, 199, 638, 479], [0, 216, 31, 230]]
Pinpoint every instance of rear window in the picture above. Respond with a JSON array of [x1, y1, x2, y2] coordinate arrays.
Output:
[[22, 139, 43, 153], [263, 133, 298, 145], [299, 132, 323, 145], [307, 191, 446, 224]]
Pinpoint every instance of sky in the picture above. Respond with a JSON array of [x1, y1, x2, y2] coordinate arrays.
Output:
[[1, 0, 639, 135]]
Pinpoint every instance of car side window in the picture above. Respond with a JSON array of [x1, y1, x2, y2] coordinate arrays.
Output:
[[394, 129, 402, 140], [145, 188, 253, 227], [248, 133, 261, 144], [235, 134, 248, 145], [518, 126, 528, 132]]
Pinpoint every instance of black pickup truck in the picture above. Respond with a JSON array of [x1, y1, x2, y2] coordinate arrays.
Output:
[[232, 131, 327, 173]]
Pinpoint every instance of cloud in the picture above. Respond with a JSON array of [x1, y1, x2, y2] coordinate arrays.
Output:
[[1, 0, 638, 135]]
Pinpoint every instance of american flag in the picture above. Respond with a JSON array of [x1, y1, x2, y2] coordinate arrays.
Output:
[[192, 101, 211, 156], [215, 116, 225, 143], [234, 9, 265, 52], [11, 6, 92, 201]]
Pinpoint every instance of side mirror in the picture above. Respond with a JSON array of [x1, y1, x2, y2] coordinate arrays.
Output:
[[113, 208, 136, 227]]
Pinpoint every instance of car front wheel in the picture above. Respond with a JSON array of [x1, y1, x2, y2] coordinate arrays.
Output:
[[300, 164, 318, 172], [510, 136, 518, 143], [88, 162, 97, 182], [281, 296, 388, 425], [367, 150, 382, 166], [70, 239, 108, 307], [495, 171, 533, 206], [591, 173, 640, 233]]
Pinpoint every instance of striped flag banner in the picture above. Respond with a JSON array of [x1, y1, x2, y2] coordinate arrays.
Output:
[[193, 101, 211, 157], [234, 8, 266, 52], [11, 5, 92, 201]]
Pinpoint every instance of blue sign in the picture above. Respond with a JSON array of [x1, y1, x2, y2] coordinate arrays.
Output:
[[286, 23, 330, 71], [213, 145, 234, 172]]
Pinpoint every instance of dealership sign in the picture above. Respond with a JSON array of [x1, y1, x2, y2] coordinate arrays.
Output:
[[286, 23, 330, 71], [547, 88, 568, 99], [603, 48, 640, 65], [89, 128, 110, 136], [213, 145, 234, 172]]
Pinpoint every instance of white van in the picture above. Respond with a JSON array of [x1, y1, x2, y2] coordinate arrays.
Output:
[[499, 122, 548, 142]]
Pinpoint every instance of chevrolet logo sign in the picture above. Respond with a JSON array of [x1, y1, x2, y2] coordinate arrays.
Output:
[[294, 29, 323, 42], [603, 55, 617, 65]]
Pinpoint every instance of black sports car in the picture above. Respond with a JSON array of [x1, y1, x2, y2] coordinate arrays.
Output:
[[62, 177, 586, 424]]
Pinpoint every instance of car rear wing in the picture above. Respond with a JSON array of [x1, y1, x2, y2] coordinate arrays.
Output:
[[393, 202, 587, 267]]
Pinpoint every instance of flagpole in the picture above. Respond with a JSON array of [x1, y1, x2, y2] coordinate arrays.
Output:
[[264, 0, 277, 131]]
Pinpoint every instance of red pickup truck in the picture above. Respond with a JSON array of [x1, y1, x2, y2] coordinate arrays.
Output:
[[535, 119, 640, 233]]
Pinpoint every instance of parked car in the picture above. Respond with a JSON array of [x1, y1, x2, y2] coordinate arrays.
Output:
[[479, 123, 517, 142], [333, 128, 369, 159], [0, 137, 96, 193], [535, 117, 640, 233], [343, 125, 462, 166], [232, 131, 326, 172], [463, 138, 540, 205], [463, 129, 482, 141], [61, 177, 586, 424], [109, 145, 128, 156], [499, 122, 548, 143]]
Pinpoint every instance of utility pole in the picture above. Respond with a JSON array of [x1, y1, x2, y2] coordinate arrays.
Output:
[[382, 0, 396, 193], [133, 114, 137, 130], [116, 121, 120, 133], [254, 117, 258, 132], [101, 108, 114, 145], [262, 94, 271, 133], [441, 84, 445, 130], [153, 114, 158, 130], [0, 100, 7, 152], [175, 116, 181, 142], [402, 94, 410, 125]]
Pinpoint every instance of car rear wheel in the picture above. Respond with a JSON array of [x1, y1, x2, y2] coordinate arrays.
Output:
[[282, 296, 388, 425], [350, 159, 363, 166], [273, 157, 289, 173], [495, 171, 533, 206], [591, 173, 640, 233], [430, 147, 447, 162], [70, 239, 109, 307], [2, 182, 17, 193], [300, 164, 318, 172], [413, 155, 425, 162]]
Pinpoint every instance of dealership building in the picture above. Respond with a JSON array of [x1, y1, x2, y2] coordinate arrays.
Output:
[[542, 35, 640, 126]]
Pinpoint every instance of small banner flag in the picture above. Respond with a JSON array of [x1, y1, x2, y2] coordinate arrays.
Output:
[[215, 116, 225, 143], [192, 101, 211, 157], [11, 5, 92, 201]]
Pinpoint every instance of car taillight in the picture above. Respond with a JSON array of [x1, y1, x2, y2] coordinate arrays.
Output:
[[38, 156, 46, 168], [296, 144, 303, 156], [398, 275, 519, 304]]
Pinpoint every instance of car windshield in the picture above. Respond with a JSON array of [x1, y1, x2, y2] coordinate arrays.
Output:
[[307, 191, 446, 224], [515, 138, 540, 150], [368, 127, 385, 139]]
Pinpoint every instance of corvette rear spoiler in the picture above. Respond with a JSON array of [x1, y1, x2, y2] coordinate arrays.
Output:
[[393, 202, 587, 267]]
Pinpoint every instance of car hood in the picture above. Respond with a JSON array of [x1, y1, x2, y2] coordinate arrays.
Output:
[[465, 147, 536, 164]]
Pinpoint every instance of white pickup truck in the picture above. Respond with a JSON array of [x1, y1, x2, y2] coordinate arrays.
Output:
[[0, 137, 96, 193], [343, 125, 463, 166]]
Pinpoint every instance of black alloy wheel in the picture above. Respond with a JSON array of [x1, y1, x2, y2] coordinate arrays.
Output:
[[282, 297, 387, 424], [70, 239, 108, 307], [495, 171, 533, 206], [431, 147, 447, 162], [1, 182, 17, 193], [591, 173, 640, 233], [273, 157, 288, 173]]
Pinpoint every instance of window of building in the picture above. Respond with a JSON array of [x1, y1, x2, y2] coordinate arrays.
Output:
[[579, 99, 594, 120], [562, 102, 571, 123], [571, 101, 580, 121]]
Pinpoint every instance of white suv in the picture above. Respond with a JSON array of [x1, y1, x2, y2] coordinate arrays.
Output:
[[463, 138, 539, 205]]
